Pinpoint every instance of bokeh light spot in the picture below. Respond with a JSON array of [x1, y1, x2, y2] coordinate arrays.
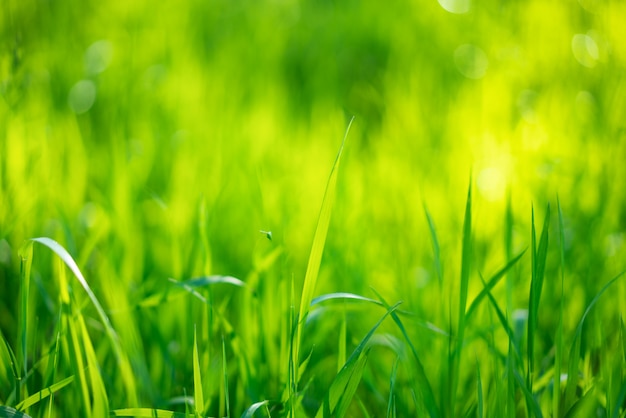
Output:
[[477, 167, 505, 202], [454, 44, 488, 79], [572, 33, 599, 68], [68, 80, 96, 114], [85, 40, 113, 75], [438, 0, 471, 14]]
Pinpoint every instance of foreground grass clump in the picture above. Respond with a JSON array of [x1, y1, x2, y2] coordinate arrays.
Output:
[[0, 131, 625, 417]]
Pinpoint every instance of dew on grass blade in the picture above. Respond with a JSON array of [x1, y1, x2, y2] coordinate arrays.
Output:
[[68, 80, 96, 114]]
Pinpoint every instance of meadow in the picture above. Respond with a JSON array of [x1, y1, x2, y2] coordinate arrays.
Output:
[[1, 0, 626, 416]]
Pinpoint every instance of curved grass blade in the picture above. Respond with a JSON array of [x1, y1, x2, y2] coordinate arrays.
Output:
[[465, 250, 527, 321], [564, 270, 626, 410], [512, 368, 543, 418], [0, 406, 32, 418], [240, 400, 270, 418], [14, 375, 74, 411], [311, 292, 382, 307], [295, 116, 354, 382], [0, 329, 19, 405], [29, 237, 137, 403], [315, 301, 400, 418], [371, 289, 440, 418], [479, 275, 522, 361]]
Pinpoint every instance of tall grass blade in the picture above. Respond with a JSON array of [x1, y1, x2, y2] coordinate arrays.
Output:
[[78, 314, 109, 417], [315, 301, 400, 418], [476, 360, 483, 418], [527, 204, 550, 391], [295, 116, 354, 383], [554, 197, 566, 418], [30, 237, 137, 403], [17, 241, 33, 387], [450, 179, 472, 416], [193, 326, 205, 416], [223, 335, 231, 418]]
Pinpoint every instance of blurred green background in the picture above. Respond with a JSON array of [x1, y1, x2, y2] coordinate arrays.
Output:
[[1, 0, 626, 415]]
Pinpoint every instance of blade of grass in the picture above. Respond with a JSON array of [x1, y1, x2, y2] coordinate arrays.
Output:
[[30, 237, 137, 404], [0, 329, 20, 406], [78, 314, 109, 417], [332, 351, 369, 418], [450, 179, 472, 417], [479, 275, 522, 361], [371, 288, 440, 418], [476, 360, 483, 418], [423, 203, 443, 287], [193, 326, 205, 417], [17, 241, 33, 398], [505, 188, 514, 319], [240, 400, 270, 418], [14, 376, 74, 411], [338, 310, 347, 374], [512, 367, 543, 418], [0, 406, 33, 418], [554, 197, 566, 418], [564, 270, 626, 411], [465, 250, 527, 322], [223, 335, 231, 418], [295, 116, 354, 383], [315, 301, 400, 418], [387, 357, 399, 418], [527, 204, 550, 393], [612, 378, 626, 418]]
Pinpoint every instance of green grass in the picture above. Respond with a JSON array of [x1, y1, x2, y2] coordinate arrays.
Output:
[[2, 0, 626, 416]]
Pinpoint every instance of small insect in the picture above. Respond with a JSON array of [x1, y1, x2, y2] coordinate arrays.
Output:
[[259, 230, 273, 241]]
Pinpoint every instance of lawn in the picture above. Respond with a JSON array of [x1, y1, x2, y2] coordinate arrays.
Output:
[[1, 0, 625, 416]]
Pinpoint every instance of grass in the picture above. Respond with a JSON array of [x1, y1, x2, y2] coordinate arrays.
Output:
[[2, 0, 626, 416]]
